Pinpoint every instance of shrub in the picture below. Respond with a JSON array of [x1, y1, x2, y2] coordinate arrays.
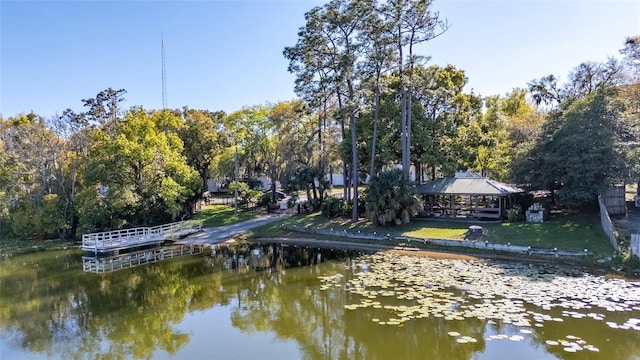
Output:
[[506, 205, 522, 223], [228, 181, 260, 204], [621, 252, 640, 269], [259, 192, 273, 205], [309, 198, 322, 212], [10, 201, 41, 239], [321, 197, 347, 218], [41, 194, 66, 235]]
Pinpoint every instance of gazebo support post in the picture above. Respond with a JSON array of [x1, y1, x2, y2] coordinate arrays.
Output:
[[430, 196, 434, 214], [474, 195, 478, 218], [449, 195, 453, 217]]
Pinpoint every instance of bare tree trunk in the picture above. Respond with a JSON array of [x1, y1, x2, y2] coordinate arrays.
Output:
[[397, 25, 409, 179], [406, 38, 417, 183], [406, 91, 412, 180], [350, 111, 359, 222], [319, 102, 325, 204], [369, 81, 381, 178], [401, 85, 408, 179], [337, 90, 349, 201]]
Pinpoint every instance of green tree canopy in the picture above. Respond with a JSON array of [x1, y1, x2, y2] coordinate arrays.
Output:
[[77, 108, 200, 232], [517, 87, 627, 207], [179, 108, 228, 194]]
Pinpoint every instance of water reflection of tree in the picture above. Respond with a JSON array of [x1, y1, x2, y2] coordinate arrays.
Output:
[[0, 244, 355, 359], [3, 246, 640, 359], [0, 250, 226, 359], [226, 251, 487, 360], [223, 247, 640, 359], [0, 251, 84, 357]]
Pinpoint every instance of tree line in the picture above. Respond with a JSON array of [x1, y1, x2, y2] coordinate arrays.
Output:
[[1, 0, 638, 239], [0, 96, 327, 239], [283, 0, 638, 222]]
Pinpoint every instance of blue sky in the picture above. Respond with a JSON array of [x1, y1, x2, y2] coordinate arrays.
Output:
[[1, 0, 639, 119]]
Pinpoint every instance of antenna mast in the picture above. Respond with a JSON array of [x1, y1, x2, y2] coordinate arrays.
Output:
[[161, 31, 168, 109]]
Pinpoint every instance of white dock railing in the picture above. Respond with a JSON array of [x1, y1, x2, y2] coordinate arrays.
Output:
[[82, 244, 205, 273], [597, 195, 618, 251], [82, 220, 203, 253]]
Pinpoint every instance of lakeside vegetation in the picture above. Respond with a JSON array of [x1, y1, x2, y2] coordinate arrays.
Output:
[[0, 200, 612, 259], [0, 202, 617, 272], [0, 204, 259, 256]]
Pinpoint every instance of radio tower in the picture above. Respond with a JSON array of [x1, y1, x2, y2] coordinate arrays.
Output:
[[161, 31, 168, 109]]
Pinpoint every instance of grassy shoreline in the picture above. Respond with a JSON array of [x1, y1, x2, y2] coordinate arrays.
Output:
[[244, 211, 614, 256], [1, 208, 617, 271], [226, 210, 624, 272]]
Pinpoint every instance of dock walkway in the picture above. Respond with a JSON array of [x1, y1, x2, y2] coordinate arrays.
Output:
[[81, 220, 203, 253]]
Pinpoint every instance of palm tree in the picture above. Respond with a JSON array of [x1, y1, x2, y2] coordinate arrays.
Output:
[[364, 169, 422, 226]]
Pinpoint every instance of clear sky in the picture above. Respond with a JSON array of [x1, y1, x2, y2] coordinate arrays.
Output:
[[1, 0, 639, 119]]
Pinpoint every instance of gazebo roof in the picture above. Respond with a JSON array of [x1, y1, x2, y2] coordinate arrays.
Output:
[[415, 178, 524, 196]]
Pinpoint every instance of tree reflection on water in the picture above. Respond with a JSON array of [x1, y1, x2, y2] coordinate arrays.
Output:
[[1, 244, 640, 359]]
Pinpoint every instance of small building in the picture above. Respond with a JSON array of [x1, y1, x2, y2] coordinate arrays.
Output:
[[415, 177, 524, 220]]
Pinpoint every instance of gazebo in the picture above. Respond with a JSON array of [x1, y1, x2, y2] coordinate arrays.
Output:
[[415, 177, 524, 220]]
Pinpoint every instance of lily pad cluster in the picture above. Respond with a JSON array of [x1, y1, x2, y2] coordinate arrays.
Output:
[[606, 317, 640, 331], [318, 252, 640, 343], [546, 335, 600, 352]]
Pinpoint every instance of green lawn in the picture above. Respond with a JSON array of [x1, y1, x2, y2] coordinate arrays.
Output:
[[248, 211, 614, 257], [404, 220, 469, 240], [406, 213, 611, 253], [193, 204, 258, 227], [484, 213, 612, 254]]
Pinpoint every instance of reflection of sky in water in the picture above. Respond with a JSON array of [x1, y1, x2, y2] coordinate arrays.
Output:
[[477, 325, 557, 360], [0, 332, 29, 360], [159, 304, 301, 360]]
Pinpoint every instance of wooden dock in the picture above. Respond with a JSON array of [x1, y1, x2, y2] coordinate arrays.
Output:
[[82, 244, 205, 273], [81, 220, 203, 254]]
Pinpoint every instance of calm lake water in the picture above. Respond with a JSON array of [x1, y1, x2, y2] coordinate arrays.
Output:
[[1, 243, 640, 360]]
